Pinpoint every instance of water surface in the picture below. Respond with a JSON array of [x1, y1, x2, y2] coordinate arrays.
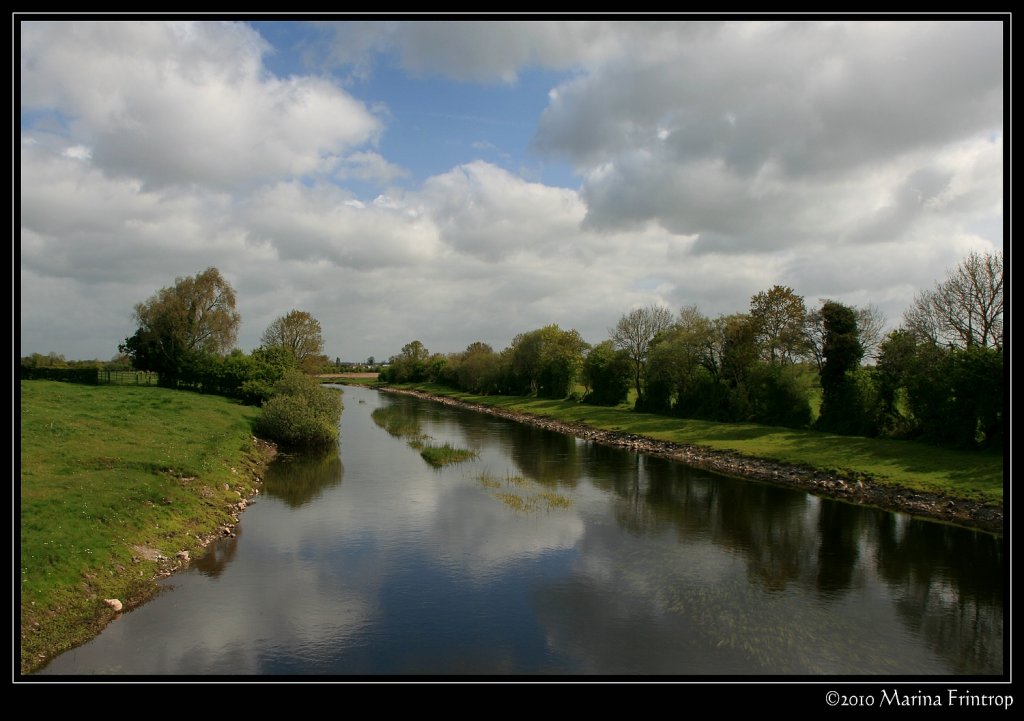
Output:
[[40, 385, 1003, 675]]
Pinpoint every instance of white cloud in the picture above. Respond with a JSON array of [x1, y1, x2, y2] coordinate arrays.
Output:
[[21, 21, 382, 189], [419, 161, 586, 261], [239, 181, 440, 270], [319, 20, 636, 83], [19, 21, 1003, 363], [334, 151, 409, 184], [532, 20, 1003, 255]]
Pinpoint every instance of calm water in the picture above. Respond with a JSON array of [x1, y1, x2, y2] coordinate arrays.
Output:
[[40, 385, 1004, 675]]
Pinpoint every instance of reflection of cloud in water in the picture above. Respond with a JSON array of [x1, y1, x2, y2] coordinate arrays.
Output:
[[535, 496, 979, 674], [42, 386, 1003, 675], [40, 516, 376, 674], [429, 482, 584, 577]]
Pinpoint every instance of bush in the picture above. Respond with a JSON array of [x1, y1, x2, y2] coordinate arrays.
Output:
[[255, 370, 342, 448], [745, 363, 813, 429], [19, 366, 99, 384]]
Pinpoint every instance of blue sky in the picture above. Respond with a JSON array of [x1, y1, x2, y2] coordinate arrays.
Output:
[[19, 19, 1004, 362]]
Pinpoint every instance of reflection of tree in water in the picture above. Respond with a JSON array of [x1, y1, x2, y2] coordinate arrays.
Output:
[[262, 447, 344, 508], [371, 399, 426, 439], [596, 448, 1003, 672], [597, 453, 812, 592], [505, 423, 584, 488], [873, 515, 1003, 674], [389, 391, 1003, 672], [814, 501, 865, 596], [194, 529, 240, 578], [443, 400, 587, 488]]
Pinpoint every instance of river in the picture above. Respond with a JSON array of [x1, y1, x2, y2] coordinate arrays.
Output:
[[39, 384, 1003, 675]]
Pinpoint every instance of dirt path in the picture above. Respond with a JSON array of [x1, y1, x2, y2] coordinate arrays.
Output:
[[381, 387, 1003, 535]]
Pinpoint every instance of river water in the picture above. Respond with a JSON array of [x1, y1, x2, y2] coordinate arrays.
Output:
[[39, 385, 1004, 676]]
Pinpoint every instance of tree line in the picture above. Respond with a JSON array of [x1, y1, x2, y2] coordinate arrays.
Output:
[[115, 267, 339, 447], [380, 251, 1002, 450]]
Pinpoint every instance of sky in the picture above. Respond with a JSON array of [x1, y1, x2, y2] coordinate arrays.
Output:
[[18, 18, 1005, 363]]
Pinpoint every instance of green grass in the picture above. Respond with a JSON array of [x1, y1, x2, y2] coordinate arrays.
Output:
[[419, 443, 477, 467], [325, 375, 380, 386], [19, 381, 268, 674], [393, 382, 1003, 507]]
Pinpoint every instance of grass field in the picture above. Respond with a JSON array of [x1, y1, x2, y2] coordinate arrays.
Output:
[[19, 380, 268, 673], [391, 382, 1004, 507]]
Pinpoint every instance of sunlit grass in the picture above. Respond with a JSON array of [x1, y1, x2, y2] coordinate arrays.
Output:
[[419, 443, 477, 467], [20, 381, 266, 673]]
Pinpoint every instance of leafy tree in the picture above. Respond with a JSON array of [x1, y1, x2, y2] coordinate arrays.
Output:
[[507, 325, 589, 398], [261, 310, 324, 372], [382, 340, 431, 383], [610, 305, 674, 408], [744, 363, 812, 428], [877, 330, 1003, 448], [904, 250, 1003, 350], [719, 313, 759, 390], [749, 285, 808, 364], [874, 329, 920, 436], [582, 340, 632, 406], [239, 345, 297, 404], [805, 301, 886, 371], [816, 301, 864, 433], [21, 352, 68, 368], [454, 342, 501, 394], [120, 267, 240, 386]]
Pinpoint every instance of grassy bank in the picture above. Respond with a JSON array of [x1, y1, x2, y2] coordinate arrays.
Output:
[[19, 380, 270, 674], [383, 382, 1004, 508]]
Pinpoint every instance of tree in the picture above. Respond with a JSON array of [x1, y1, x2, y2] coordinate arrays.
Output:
[[120, 267, 240, 385], [904, 250, 1003, 350], [454, 342, 501, 394], [749, 285, 808, 364], [806, 302, 888, 371], [876, 329, 1003, 448], [816, 301, 865, 433], [855, 304, 888, 364], [507, 325, 589, 398], [382, 340, 431, 383], [610, 305, 674, 408], [582, 340, 632, 406], [261, 310, 324, 372]]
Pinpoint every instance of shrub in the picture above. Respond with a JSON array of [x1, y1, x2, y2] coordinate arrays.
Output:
[[255, 370, 342, 448], [19, 366, 99, 384]]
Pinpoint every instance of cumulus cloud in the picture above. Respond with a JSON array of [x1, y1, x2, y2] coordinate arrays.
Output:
[[21, 21, 382, 189], [19, 20, 1003, 363], [533, 21, 1003, 252], [318, 20, 638, 83], [239, 180, 439, 269], [334, 151, 409, 184], [419, 161, 587, 261]]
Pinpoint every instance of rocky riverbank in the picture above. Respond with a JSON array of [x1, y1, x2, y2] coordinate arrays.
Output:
[[381, 387, 1003, 535]]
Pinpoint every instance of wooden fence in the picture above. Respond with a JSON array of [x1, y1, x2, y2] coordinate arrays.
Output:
[[96, 370, 160, 386]]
